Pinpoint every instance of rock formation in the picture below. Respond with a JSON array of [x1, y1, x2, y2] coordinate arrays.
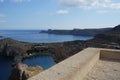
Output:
[[0, 38, 32, 58], [9, 63, 43, 80]]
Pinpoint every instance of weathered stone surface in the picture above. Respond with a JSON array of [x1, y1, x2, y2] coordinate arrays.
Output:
[[9, 63, 43, 80], [9, 63, 28, 80], [26, 66, 43, 78], [84, 60, 120, 80], [28, 48, 120, 80]]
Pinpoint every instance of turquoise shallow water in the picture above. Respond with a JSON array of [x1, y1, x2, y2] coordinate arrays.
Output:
[[0, 30, 93, 80]]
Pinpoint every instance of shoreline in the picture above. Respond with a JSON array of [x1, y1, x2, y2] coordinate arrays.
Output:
[[0, 25, 119, 80]]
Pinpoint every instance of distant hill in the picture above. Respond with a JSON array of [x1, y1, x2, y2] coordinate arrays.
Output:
[[40, 28, 112, 36], [95, 25, 120, 44], [112, 25, 120, 31]]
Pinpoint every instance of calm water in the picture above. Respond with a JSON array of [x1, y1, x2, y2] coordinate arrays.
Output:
[[23, 55, 56, 69], [0, 30, 93, 43], [0, 55, 55, 80], [0, 56, 13, 80], [0, 30, 93, 80]]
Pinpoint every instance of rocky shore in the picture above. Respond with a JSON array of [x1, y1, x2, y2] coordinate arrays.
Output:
[[0, 25, 119, 63], [9, 63, 43, 80], [0, 25, 119, 80]]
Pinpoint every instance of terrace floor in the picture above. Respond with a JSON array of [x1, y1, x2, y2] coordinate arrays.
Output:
[[84, 60, 120, 80]]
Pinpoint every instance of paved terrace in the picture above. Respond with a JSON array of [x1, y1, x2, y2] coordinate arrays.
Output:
[[28, 48, 120, 80]]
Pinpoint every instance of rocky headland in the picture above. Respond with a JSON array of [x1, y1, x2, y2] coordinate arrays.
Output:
[[0, 25, 120, 80], [40, 28, 111, 36]]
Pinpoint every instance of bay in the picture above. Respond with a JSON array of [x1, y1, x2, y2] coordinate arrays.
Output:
[[0, 30, 93, 80], [0, 30, 93, 43]]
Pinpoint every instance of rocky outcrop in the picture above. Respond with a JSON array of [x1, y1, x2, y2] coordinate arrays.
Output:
[[0, 38, 32, 58], [26, 66, 43, 78], [9, 63, 43, 80]]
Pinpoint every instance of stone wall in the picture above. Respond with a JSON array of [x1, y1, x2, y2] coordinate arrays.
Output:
[[100, 49, 120, 60], [28, 48, 120, 80]]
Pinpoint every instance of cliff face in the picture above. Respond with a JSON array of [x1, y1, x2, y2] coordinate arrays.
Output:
[[0, 39, 44, 80], [0, 38, 32, 58], [9, 63, 43, 80]]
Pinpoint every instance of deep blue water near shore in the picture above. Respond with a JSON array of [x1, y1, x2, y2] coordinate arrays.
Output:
[[0, 30, 93, 80], [0, 55, 55, 80], [0, 56, 13, 80]]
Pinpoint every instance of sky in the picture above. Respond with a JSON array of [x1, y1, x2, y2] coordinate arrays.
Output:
[[0, 0, 120, 30]]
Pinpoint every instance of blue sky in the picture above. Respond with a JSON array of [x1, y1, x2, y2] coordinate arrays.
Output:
[[0, 0, 120, 30]]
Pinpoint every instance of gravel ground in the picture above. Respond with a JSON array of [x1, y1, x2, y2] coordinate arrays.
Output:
[[84, 60, 120, 80]]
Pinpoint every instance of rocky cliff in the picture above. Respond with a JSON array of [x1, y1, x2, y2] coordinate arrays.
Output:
[[9, 63, 43, 80], [0, 38, 32, 57]]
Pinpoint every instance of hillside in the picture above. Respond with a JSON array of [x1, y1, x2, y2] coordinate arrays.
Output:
[[40, 28, 111, 36], [0, 25, 119, 80], [95, 25, 120, 44]]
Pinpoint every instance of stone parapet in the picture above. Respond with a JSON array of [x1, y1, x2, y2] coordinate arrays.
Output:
[[28, 48, 120, 80]]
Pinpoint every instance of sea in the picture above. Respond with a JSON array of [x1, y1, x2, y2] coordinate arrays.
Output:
[[0, 30, 93, 80]]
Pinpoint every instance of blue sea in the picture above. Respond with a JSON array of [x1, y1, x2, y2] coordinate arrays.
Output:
[[0, 30, 93, 43], [0, 30, 93, 80]]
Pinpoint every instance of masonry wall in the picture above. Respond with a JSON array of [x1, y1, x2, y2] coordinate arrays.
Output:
[[28, 48, 120, 80], [100, 49, 120, 60]]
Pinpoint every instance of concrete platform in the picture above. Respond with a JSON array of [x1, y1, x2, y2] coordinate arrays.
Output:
[[28, 48, 120, 80], [84, 60, 120, 80]]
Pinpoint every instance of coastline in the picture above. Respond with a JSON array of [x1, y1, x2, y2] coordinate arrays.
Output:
[[40, 28, 111, 36], [0, 25, 119, 80]]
